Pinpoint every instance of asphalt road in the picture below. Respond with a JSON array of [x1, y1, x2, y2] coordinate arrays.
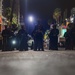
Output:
[[0, 50, 75, 75]]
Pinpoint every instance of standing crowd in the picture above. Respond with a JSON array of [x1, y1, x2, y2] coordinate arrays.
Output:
[[1, 22, 75, 51]]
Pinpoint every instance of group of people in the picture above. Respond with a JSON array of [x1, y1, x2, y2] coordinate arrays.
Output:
[[1, 25, 28, 51], [3, 23, 74, 51], [1, 23, 59, 51], [31, 24, 59, 51]]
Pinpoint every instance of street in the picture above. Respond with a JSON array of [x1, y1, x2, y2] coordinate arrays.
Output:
[[0, 50, 75, 75]]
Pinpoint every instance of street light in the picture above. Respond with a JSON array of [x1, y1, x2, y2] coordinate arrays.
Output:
[[28, 16, 34, 22]]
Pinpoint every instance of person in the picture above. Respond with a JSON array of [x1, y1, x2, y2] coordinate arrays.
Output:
[[18, 25, 28, 51], [64, 29, 72, 50], [32, 25, 44, 51], [70, 24, 75, 50], [2, 25, 11, 51], [48, 24, 59, 50], [35, 29, 44, 51]]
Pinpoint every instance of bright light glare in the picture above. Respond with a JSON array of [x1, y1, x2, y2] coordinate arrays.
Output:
[[65, 18, 67, 21], [70, 17, 74, 23], [12, 40, 16, 45], [28, 16, 34, 22]]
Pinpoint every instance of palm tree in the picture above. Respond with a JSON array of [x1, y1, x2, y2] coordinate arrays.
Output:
[[3, 0, 15, 24], [5, 7, 11, 21], [10, 0, 15, 24], [53, 8, 61, 24]]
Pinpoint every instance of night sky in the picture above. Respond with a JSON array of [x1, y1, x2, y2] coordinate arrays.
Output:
[[4, 0, 75, 19], [21, 0, 75, 19], [3, 0, 75, 33], [19, 0, 75, 33]]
